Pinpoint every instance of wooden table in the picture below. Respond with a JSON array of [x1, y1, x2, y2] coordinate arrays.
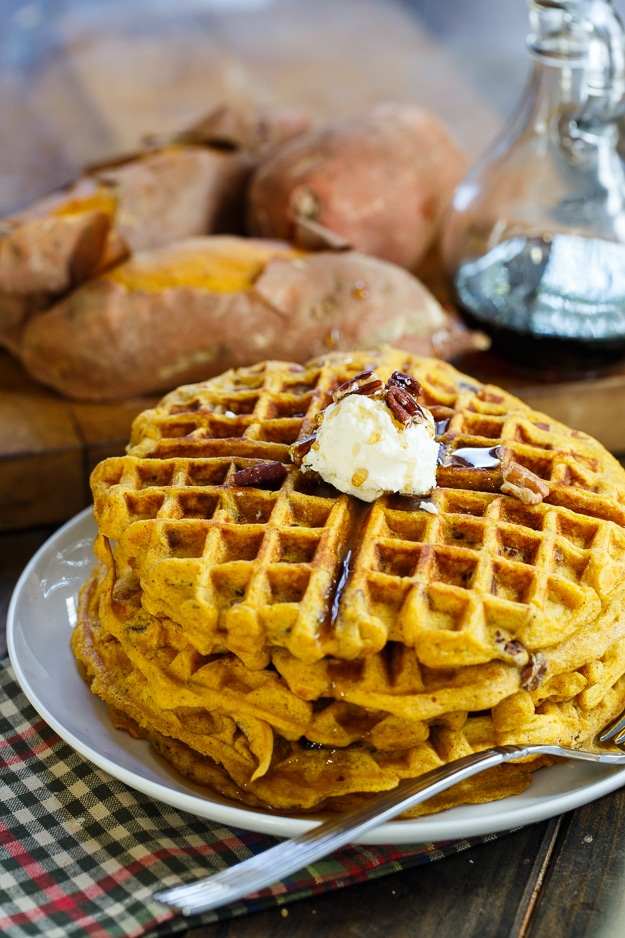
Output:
[[3, 2, 625, 935]]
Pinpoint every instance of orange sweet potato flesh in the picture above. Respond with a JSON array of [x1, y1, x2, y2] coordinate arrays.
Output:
[[19, 235, 485, 401], [247, 102, 468, 271]]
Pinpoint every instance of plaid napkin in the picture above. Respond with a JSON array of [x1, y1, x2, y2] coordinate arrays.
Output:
[[0, 659, 506, 938]]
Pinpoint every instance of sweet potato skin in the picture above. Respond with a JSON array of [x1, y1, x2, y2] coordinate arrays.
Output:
[[0, 179, 123, 352], [247, 103, 468, 271], [19, 235, 480, 401], [95, 146, 255, 252], [0, 200, 113, 296]]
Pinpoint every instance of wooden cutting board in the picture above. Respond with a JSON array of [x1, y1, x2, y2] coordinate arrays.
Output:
[[0, 352, 157, 531], [3, 348, 625, 532]]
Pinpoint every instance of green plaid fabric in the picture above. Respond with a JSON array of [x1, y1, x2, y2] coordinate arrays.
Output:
[[0, 660, 506, 938]]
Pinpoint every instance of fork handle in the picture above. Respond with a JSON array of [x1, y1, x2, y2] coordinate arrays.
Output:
[[153, 745, 528, 915]]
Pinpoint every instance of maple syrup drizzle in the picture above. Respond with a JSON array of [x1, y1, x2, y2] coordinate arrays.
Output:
[[439, 444, 502, 469], [331, 549, 353, 623]]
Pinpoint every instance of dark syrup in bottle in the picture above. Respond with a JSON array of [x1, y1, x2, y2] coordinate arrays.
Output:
[[453, 233, 625, 377]]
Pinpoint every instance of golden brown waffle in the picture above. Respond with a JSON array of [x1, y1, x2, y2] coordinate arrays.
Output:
[[73, 562, 552, 813], [73, 346, 625, 814]]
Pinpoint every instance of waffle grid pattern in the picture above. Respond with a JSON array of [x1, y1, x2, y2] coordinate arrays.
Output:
[[336, 488, 625, 665], [73, 348, 625, 814]]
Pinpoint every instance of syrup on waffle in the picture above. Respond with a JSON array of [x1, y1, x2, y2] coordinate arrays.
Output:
[[72, 347, 625, 814]]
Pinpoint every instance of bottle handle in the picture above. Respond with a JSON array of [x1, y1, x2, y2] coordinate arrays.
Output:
[[528, 0, 625, 123], [579, 0, 625, 122]]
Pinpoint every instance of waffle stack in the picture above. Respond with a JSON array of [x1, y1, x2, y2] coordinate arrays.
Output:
[[72, 347, 625, 814]]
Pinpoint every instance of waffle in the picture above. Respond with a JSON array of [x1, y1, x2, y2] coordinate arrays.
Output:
[[72, 346, 625, 814]]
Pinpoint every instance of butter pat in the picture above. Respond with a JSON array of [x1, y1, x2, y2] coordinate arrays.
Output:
[[302, 394, 438, 502]]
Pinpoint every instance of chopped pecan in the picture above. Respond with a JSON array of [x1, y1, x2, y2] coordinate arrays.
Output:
[[232, 461, 287, 487], [332, 370, 385, 402], [494, 631, 529, 666], [289, 432, 317, 466], [521, 652, 547, 691], [386, 385, 428, 426], [386, 371, 424, 399], [501, 461, 550, 505]]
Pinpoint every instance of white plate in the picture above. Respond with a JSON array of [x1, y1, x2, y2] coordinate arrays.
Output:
[[7, 508, 625, 844]]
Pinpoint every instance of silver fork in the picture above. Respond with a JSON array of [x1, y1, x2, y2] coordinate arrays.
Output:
[[153, 714, 625, 916]]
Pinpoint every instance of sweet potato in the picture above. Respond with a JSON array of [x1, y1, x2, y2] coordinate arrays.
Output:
[[86, 101, 310, 253], [247, 102, 468, 271], [0, 104, 309, 352], [19, 235, 486, 401], [0, 179, 124, 354]]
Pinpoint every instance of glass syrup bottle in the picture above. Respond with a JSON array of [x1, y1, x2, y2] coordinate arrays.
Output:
[[441, 0, 625, 377]]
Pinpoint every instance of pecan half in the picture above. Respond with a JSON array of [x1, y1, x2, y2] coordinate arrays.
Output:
[[521, 652, 547, 691], [232, 461, 287, 487], [332, 371, 384, 402], [386, 385, 428, 426], [501, 461, 550, 505], [387, 370, 424, 399]]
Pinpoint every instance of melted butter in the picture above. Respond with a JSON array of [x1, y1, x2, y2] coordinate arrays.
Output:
[[351, 468, 369, 487]]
